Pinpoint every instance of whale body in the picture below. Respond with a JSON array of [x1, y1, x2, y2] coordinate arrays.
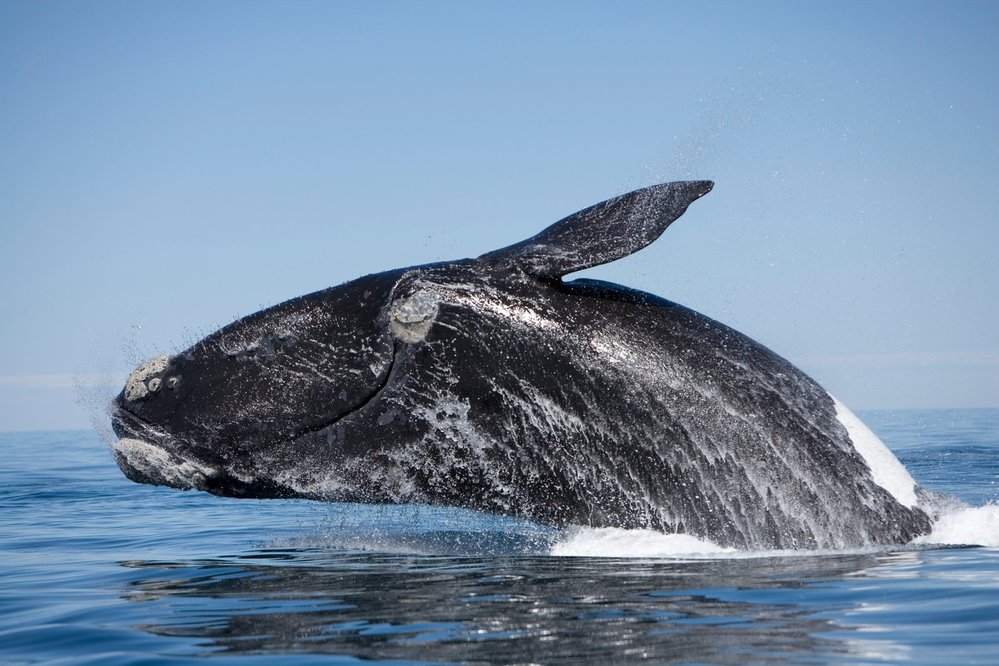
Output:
[[111, 181, 932, 549]]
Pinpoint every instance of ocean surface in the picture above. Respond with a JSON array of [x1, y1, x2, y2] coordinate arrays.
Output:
[[2, 409, 998, 665]]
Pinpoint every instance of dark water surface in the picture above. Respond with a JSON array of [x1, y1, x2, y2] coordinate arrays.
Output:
[[2, 410, 998, 665]]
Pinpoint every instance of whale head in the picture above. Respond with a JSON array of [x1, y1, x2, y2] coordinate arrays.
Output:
[[111, 268, 403, 497]]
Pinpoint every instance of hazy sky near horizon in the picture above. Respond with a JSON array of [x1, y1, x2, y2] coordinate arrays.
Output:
[[1, 0, 997, 431]]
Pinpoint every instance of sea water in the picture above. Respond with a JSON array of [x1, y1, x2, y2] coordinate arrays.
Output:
[[1, 409, 997, 665]]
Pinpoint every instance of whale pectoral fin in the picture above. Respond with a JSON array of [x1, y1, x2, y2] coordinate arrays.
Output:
[[481, 180, 714, 279]]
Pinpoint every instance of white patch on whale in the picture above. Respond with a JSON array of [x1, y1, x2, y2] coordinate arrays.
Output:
[[832, 396, 918, 508], [112, 437, 217, 489], [389, 290, 439, 343], [123, 355, 170, 402]]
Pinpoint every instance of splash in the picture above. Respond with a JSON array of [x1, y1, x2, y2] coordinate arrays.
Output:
[[286, 502, 999, 560], [915, 504, 999, 548], [551, 526, 734, 558], [544, 501, 999, 559], [73, 372, 126, 447]]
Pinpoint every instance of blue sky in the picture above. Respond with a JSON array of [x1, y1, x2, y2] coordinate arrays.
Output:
[[1, 0, 997, 430]]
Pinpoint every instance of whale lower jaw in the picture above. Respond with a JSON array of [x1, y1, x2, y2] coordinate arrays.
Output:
[[110, 405, 209, 491], [112, 436, 215, 491], [110, 406, 308, 499], [112, 434, 304, 499]]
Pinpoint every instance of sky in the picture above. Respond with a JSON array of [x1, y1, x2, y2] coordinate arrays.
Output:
[[1, 0, 997, 431]]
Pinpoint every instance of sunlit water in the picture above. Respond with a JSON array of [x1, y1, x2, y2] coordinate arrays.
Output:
[[2, 410, 997, 664]]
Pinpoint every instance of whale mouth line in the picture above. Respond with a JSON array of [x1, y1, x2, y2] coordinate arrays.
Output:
[[281, 340, 401, 446]]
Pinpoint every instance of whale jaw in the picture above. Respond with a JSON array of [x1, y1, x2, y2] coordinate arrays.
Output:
[[110, 406, 296, 499]]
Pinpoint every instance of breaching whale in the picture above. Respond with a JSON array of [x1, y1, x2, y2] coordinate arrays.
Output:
[[111, 181, 932, 550]]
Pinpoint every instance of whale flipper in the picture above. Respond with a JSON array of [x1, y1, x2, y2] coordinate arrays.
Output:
[[482, 180, 714, 279]]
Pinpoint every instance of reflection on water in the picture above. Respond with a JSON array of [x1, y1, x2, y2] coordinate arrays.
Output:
[[119, 546, 922, 664]]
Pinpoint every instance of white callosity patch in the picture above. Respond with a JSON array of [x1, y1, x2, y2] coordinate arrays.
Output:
[[123, 355, 171, 402], [112, 437, 217, 489], [389, 290, 439, 343], [832, 397, 918, 508]]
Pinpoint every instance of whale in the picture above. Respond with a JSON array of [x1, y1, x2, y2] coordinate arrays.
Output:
[[110, 180, 932, 550]]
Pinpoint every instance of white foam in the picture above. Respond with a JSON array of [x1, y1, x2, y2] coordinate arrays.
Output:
[[550, 526, 735, 558], [832, 397, 918, 508], [915, 504, 999, 548], [546, 507, 999, 559]]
